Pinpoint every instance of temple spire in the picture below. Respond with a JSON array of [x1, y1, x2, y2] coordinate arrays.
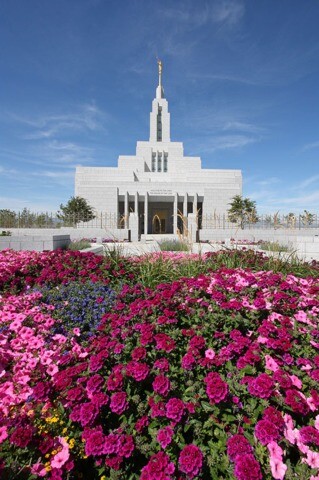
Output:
[[156, 58, 165, 99]]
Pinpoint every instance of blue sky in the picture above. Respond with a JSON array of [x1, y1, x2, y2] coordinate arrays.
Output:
[[1, 0, 319, 214]]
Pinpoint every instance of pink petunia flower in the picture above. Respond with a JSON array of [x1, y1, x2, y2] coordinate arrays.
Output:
[[205, 349, 215, 359], [0, 426, 8, 443], [51, 437, 70, 469], [269, 458, 287, 480]]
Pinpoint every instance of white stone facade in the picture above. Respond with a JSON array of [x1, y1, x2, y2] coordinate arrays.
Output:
[[75, 66, 242, 236]]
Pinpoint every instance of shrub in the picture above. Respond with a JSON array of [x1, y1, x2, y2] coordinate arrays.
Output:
[[259, 241, 291, 252], [158, 239, 190, 251], [67, 239, 91, 251]]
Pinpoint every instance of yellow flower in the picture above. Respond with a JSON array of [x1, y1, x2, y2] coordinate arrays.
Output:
[[68, 438, 75, 449]]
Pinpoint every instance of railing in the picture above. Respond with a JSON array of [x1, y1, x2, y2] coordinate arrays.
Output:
[[0, 212, 126, 229], [1, 211, 318, 230], [201, 213, 319, 230]]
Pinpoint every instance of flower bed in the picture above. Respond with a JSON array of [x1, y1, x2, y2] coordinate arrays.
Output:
[[0, 249, 135, 294], [1, 252, 319, 478]]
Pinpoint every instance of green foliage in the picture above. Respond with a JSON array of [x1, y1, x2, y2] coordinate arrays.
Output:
[[228, 195, 258, 229], [67, 239, 91, 251], [300, 210, 315, 226], [0, 209, 17, 228], [158, 239, 190, 251], [259, 241, 291, 252], [0, 230, 11, 236], [57, 196, 96, 225]]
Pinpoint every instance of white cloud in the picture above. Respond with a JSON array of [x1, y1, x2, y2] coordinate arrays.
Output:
[[195, 134, 257, 153], [7, 102, 107, 141], [298, 174, 319, 189], [302, 141, 319, 151], [161, 0, 244, 28]]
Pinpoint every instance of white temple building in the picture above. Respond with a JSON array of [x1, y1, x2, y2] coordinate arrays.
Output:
[[75, 62, 242, 238]]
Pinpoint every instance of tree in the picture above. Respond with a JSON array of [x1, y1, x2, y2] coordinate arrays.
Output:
[[57, 196, 96, 225], [0, 209, 17, 228], [300, 210, 315, 226], [228, 195, 258, 229]]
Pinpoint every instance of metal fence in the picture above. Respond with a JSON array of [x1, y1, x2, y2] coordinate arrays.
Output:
[[1, 210, 319, 230], [201, 213, 319, 230], [0, 211, 126, 229]]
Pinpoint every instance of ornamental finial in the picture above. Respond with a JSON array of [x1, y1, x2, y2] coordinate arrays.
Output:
[[157, 58, 162, 86]]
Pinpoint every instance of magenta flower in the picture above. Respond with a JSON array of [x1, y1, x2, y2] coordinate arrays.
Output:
[[152, 375, 171, 397], [255, 420, 281, 445], [165, 398, 184, 422], [178, 444, 203, 479], [110, 391, 128, 414], [248, 373, 274, 399], [204, 371, 228, 404], [140, 451, 175, 480], [157, 426, 174, 449], [227, 434, 253, 461], [234, 454, 262, 480]]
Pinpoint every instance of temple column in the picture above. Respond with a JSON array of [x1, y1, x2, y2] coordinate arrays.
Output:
[[124, 191, 129, 228], [193, 193, 198, 214], [115, 188, 119, 228], [144, 193, 149, 234], [193, 193, 198, 221], [183, 193, 188, 218], [173, 192, 178, 234], [135, 191, 139, 215]]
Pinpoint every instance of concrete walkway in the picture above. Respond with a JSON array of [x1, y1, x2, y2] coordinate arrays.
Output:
[[82, 240, 319, 262]]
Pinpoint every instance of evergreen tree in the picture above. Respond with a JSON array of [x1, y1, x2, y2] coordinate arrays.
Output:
[[57, 196, 96, 225]]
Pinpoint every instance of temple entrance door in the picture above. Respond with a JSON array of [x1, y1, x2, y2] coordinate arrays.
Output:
[[152, 209, 168, 234]]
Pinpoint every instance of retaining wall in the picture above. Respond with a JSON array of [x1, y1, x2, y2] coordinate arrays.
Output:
[[4, 228, 130, 242], [0, 235, 70, 252]]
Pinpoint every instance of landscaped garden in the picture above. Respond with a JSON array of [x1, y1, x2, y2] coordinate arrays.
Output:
[[1, 248, 319, 479]]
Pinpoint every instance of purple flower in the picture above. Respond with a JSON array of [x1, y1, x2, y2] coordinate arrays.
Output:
[[110, 392, 128, 414], [178, 444, 203, 479]]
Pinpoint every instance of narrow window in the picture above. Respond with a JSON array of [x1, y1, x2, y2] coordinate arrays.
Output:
[[157, 106, 162, 142], [152, 152, 156, 172], [158, 152, 162, 172], [164, 152, 168, 172]]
